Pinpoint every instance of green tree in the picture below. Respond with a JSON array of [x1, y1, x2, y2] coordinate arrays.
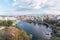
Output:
[[7, 20, 13, 27], [0, 20, 13, 27], [51, 37, 60, 40], [0, 20, 3, 26]]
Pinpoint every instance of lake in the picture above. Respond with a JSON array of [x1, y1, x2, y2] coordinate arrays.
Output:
[[16, 21, 52, 40]]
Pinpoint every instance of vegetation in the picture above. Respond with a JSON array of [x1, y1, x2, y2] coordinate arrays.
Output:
[[25, 18, 60, 40], [0, 20, 13, 27], [0, 17, 60, 40], [43, 19, 58, 25], [0, 26, 32, 40], [43, 17, 60, 40], [0, 20, 32, 40], [51, 37, 60, 40]]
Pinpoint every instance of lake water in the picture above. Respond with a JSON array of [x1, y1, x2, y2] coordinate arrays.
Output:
[[16, 21, 52, 40]]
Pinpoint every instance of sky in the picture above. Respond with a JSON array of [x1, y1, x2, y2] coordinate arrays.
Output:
[[0, 0, 60, 15]]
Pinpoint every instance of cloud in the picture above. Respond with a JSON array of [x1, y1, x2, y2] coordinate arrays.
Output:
[[0, 0, 60, 15], [7, 0, 60, 15], [43, 0, 60, 15], [13, 0, 48, 9], [0, 9, 31, 15]]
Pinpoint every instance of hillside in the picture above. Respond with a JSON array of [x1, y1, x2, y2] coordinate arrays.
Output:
[[0, 26, 32, 40]]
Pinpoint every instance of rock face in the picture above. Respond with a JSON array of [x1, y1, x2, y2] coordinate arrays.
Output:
[[0, 26, 32, 40]]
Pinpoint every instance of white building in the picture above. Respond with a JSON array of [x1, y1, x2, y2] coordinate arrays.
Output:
[[0, 16, 17, 21]]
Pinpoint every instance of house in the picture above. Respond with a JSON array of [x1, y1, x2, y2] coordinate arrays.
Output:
[[0, 16, 17, 21]]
